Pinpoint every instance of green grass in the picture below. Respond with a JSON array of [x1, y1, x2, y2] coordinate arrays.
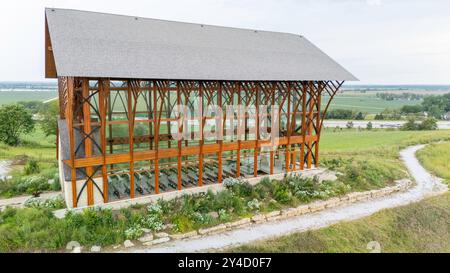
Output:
[[0, 91, 57, 105], [0, 126, 56, 161], [326, 94, 421, 114], [230, 193, 450, 253], [417, 141, 450, 183]]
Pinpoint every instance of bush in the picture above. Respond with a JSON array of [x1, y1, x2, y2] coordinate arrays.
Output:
[[24, 159, 40, 175], [24, 195, 66, 209]]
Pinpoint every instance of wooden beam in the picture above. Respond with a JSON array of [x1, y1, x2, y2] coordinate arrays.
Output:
[[300, 82, 307, 170], [198, 81, 204, 186], [176, 82, 182, 190], [82, 79, 94, 206], [99, 79, 109, 202], [285, 82, 291, 172], [218, 81, 223, 183]]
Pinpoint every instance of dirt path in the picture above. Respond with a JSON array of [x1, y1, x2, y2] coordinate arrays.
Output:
[[128, 145, 448, 253]]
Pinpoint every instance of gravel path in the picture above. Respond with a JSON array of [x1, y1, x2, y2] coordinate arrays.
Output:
[[0, 160, 10, 180], [0, 192, 61, 210], [128, 144, 448, 253]]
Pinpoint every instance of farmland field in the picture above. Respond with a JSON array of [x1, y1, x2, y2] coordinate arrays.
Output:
[[325, 94, 421, 114], [0, 91, 57, 104]]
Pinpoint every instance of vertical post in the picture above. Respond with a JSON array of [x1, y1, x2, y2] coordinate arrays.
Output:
[[285, 82, 291, 172], [167, 90, 171, 148], [315, 82, 322, 168], [307, 81, 314, 169], [236, 82, 241, 178], [218, 81, 223, 183], [99, 79, 109, 203], [300, 82, 307, 170], [270, 82, 275, 175], [153, 81, 159, 194], [254, 83, 259, 177], [148, 83, 153, 150], [127, 81, 135, 198], [198, 81, 204, 186], [82, 79, 94, 206], [65, 77, 77, 208], [177, 82, 182, 190]]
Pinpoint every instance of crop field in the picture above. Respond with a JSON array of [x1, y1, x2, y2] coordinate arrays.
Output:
[[0, 91, 57, 104], [323, 92, 422, 114]]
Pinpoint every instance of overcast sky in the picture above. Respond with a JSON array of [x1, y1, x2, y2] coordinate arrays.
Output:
[[1, 0, 449, 84]]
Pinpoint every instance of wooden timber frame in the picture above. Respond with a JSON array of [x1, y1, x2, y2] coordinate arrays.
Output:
[[58, 78, 343, 208]]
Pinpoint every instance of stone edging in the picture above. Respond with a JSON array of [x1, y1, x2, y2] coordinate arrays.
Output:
[[127, 178, 412, 249]]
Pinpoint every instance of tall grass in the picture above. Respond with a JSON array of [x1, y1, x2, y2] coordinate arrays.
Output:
[[416, 141, 450, 183]]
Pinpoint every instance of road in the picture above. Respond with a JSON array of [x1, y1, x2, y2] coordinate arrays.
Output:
[[323, 120, 450, 129]]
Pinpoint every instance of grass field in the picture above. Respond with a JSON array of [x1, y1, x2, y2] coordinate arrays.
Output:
[[0, 127, 56, 161], [230, 192, 450, 253], [0, 91, 57, 105], [326, 94, 421, 114], [417, 141, 450, 183]]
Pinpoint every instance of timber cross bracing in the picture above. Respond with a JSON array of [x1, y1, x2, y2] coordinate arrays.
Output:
[[45, 8, 356, 208]]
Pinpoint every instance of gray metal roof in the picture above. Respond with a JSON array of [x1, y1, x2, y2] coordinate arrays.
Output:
[[45, 8, 357, 81]]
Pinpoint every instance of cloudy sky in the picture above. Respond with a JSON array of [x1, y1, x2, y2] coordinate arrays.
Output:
[[1, 0, 449, 84]]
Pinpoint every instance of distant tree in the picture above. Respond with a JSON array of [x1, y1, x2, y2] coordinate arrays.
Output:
[[421, 94, 450, 119], [401, 118, 418, 131], [354, 112, 365, 120], [325, 109, 353, 119], [400, 104, 423, 114], [346, 121, 354, 129], [366, 121, 373, 130], [0, 104, 35, 146], [18, 101, 44, 114], [419, 117, 437, 130], [374, 113, 384, 120], [39, 101, 59, 136]]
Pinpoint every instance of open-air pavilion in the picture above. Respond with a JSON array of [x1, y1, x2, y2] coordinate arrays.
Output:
[[45, 8, 357, 208]]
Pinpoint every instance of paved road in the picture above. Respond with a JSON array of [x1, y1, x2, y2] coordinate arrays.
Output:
[[130, 144, 448, 253], [324, 120, 450, 129]]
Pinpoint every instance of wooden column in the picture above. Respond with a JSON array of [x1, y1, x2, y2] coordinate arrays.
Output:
[[300, 82, 307, 170], [218, 81, 223, 183], [270, 82, 275, 175], [65, 77, 78, 208], [99, 79, 109, 202], [254, 83, 259, 177], [285, 82, 291, 172], [127, 81, 135, 198], [307, 81, 314, 169], [82, 79, 94, 206], [236, 82, 241, 178], [177, 82, 182, 190], [198, 81, 204, 186], [315, 82, 322, 168], [153, 81, 159, 194]]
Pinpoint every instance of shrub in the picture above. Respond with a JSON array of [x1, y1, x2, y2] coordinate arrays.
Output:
[[24, 195, 66, 209], [140, 204, 164, 231], [24, 159, 40, 175], [124, 224, 144, 240], [272, 182, 293, 204], [247, 198, 261, 212]]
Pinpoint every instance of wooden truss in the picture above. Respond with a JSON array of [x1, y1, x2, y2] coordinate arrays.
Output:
[[58, 78, 343, 207]]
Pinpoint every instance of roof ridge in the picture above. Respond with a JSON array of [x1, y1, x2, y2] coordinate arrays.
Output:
[[45, 7, 303, 38]]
